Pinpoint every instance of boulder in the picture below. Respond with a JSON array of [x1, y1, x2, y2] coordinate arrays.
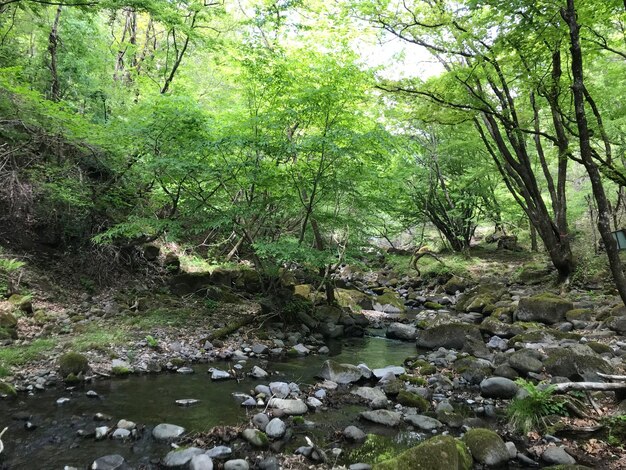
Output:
[[461, 428, 509, 466], [544, 346, 612, 381], [318, 360, 362, 384], [372, 291, 406, 314], [444, 276, 467, 295], [515, 293, 574, 325], [352, 387, 387, 403], [58, 352, 89, 378], [374, 434, 472, 470], [416, 323, 483, 350], [386, 322, 418, 341], [479, 317, 524, 338], [336, 288, 373, 311], [163, 448, 204, 467], [344, 425, 367, 442], [542, 446, 576, 465], [241, 428, 268, 447], [480, 377, 519, 399], [508, 350, 543, 374], [265, 418, 286, 439]]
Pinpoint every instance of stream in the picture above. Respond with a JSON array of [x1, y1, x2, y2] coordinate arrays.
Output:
[[0, 333, 419, 469]]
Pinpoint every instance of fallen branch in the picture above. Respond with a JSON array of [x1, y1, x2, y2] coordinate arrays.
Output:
[[597, 372, 626, 381], [554, 382, 626, 392], [0, 426, 7, 454]]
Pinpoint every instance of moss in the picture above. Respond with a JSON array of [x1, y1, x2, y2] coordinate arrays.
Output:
[[456, 440, 473, 470], [509, 330, 581, 346], [399, 374, 427, 385], [292, 416, 305, 425], [64, 373, 80, 384], [286, 348, 299, 358], [374, 291, 406, 313], [396, 390, 429, 411], [374, 435, 471, 470], [58, 352, 89, 377], [112, 366, 131, 376], [565, 309, 594, 322], [587, 342, 613, 355], [424, 301, 444, 310], [170, 357, 185, 367], [461, 428, 509, 466], [0, 380, 17, 397]]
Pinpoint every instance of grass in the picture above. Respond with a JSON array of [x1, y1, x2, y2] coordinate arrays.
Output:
[[69, 323, 129, 352], [122, 307, 201, 329], [0, 338, 57, 376], [506, 379, 570, 434]]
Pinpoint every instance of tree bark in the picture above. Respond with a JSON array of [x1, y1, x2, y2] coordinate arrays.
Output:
[[48, 5, 62, 101], [562, 0, 626, 305]]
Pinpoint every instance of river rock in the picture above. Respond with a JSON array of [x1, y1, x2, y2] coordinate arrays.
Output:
[[404, 414, 442, 431], [163, 447, 204, 467], [190, 454, 213, 470], [116, 419, 136, 430], [224, 460, 249, 470], [112, 428, 130, 439], [241, 428, 268, 447], [152, 423, 185, 440], [352, 386, 386, 403], [265, 418, 286, 438], [306, 396, 323, 408], [508, 350, 543, 374], [344, 425, 366, 442], [250, 366, 268, 378], [359, 410, 401, 427], [462, 428, 509, 466], [515, 293, 574, 324], [480, 377, 519, 399], [176, 399, 200, 406], [209, 368, 232, 380], [373, 365, 405, 378], [253, 413, 269, 431], [542, 446, 576, 465], [269, 381, 290, 398], [292, 343, 310, 355], [268, 398, 308, 415], [91, 454, 129, 470], [318, 360, 362, 384], [95, 426, 109, 440], [386, 322, 417, 340], [205, 446, 232, 459], [252, 344, 269, 355]]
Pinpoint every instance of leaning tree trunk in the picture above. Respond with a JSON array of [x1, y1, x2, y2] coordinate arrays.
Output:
[[562, 0, 626, 305]]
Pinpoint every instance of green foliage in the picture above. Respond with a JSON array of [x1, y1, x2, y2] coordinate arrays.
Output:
[[507, 379, 569, 434], [145, 335, 159, 348], [604, 414, 626, 447], [0, 339, 57, 376]]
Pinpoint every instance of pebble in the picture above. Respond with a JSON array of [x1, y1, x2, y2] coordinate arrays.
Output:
[[224, 459, 249, 470], [86, 390, 99, 398], [250, 366, 268, 378], [112, 428, 131, 439], [152, 423, 185, 440], [177, 366, 194, 374], [205, 445, 232, 459], [265, 418, 286, 438], [56, 397, 70, 405], [176, 398, 200, 406]]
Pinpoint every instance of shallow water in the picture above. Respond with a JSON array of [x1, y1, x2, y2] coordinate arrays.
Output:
[[0, 334, 417, 469]]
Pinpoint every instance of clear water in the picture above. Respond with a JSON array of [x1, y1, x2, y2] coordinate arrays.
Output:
[[0, 334, 417, 469]]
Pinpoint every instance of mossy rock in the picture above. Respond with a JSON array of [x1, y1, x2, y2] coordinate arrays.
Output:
[[8, 294, 33, 313], [587, 342, 613, 355], [444, 276, 467, 295], [336, 288, 373, 311], [170, 357, 186, 367], [0, 326, 17, 340], [33, 310, 52, 325], [491, 307, 514, 322], [58, 352, 89, 377], [0, 381, 17, 398], [293, 284, 313, 300], [0, 310, 17, 328], [373, 291, 406, 314], [456, 283, 505, 313], [396, 390, 429, 411], [286, 348, 299, 358], [424, 301, 445, 310], [454, 357, 493, 385], [565, 309, 595, 322], [515, 293, 573, 325], [399, 374, 427, 386], [374, 434, 471, 470], [509, 329, 581, 346], [544, 347, 612, 381], [416, 323, 482, 350], [516, 265, 554, 285], [479, 316, 524, 338], [112, 366, 131, 376], [461, 428, 509, 466]]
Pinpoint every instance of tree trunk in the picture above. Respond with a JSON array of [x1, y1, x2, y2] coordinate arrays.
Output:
[[562, 0, 626, 305], [48, 5, 62, 101]]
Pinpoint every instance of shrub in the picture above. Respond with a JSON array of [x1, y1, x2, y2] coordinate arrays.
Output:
[[506, 379, 570, 434]]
